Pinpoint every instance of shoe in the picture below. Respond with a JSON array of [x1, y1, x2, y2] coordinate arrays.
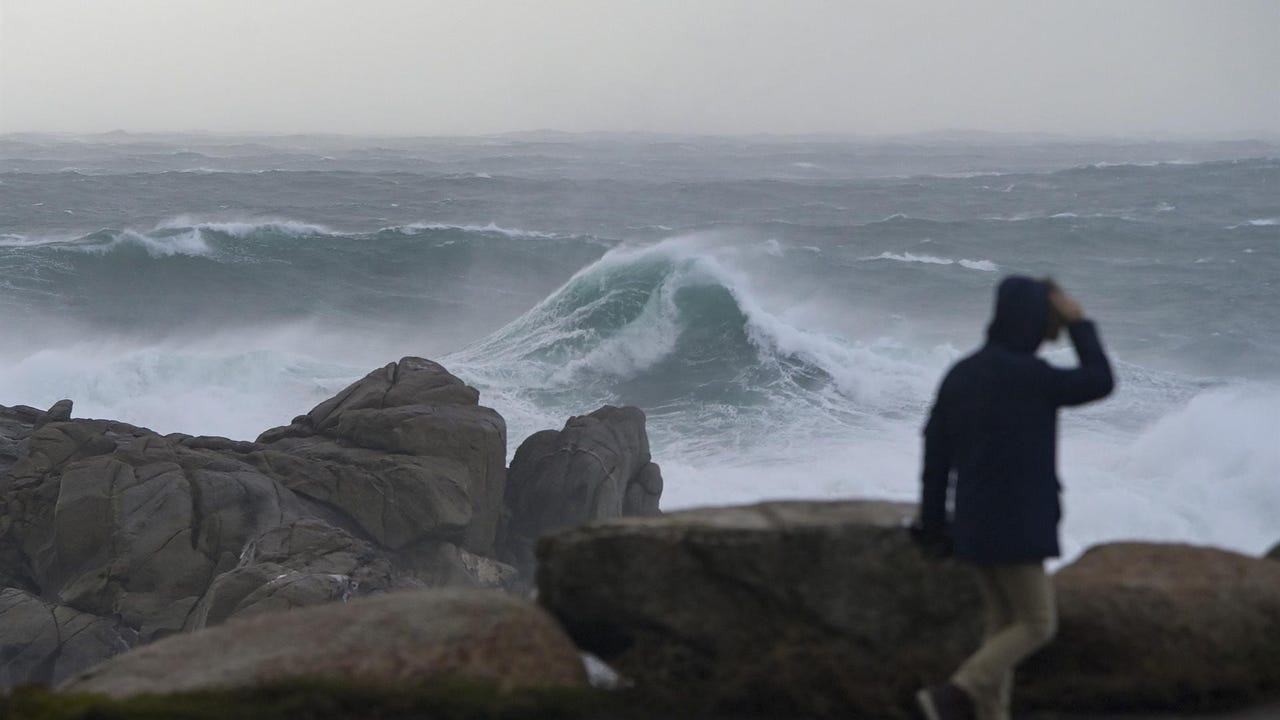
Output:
[[915, 682, 975, 720]]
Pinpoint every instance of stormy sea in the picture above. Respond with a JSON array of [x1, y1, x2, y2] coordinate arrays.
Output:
[[2, 132, 1276, 563]]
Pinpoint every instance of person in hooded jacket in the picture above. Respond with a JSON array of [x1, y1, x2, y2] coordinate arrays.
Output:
[[913, 276, 1114, 720]]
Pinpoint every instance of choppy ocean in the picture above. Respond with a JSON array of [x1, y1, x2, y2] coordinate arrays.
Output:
[[2, 133, 1277, 561]]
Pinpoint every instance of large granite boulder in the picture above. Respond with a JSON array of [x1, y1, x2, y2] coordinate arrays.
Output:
[[1020, 543, 1280, 712], [0, 358, 513, 691], [499, 406, 662, 582], [62, 589, 587, 698], [256, 357, 507, 555], [537, 500, 981, 719]]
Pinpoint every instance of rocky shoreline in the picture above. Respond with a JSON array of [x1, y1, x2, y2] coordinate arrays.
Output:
[[2, 357, 1278, 718], [0, 357, 660, 690]]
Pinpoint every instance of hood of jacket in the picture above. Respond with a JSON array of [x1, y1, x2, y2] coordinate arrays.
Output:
[[985, 275, 1051, 353]]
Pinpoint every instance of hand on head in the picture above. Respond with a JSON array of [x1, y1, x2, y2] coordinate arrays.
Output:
[[1049, 288, 1085, 325], [1039, 278, 1085, 341]]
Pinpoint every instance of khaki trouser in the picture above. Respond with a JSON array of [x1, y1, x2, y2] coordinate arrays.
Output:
[[952, 563, 1057, 720]]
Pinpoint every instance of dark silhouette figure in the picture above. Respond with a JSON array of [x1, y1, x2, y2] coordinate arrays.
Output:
[[914, 276, 1114, 720]]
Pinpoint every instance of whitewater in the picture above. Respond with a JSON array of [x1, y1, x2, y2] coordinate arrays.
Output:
[[2, 133, 1277, 563]]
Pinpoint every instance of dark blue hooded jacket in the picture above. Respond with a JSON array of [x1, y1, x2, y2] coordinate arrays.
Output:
[[920, 276, 1114, 564]]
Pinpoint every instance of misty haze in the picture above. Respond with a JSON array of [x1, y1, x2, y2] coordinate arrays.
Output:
[[1, 1, 1278, 718]]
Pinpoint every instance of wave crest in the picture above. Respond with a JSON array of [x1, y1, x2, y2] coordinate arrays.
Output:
[[448, 239, 944, 421], [157, 218, 336, 238]]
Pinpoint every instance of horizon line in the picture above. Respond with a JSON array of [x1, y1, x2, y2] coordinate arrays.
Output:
[[4, 127, 1279, 145]]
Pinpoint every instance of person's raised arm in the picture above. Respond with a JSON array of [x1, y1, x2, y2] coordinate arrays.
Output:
[[1045, 286, 1114, 407]]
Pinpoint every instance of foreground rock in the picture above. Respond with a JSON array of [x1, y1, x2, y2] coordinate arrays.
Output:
[[539, 503, 1280, 718], [537, 500, 981, 719], [1021, 543, 1280, 712], [62, 589, 587, 698], [499, 406, 663, 582], [1266, 543, 1279, 561]]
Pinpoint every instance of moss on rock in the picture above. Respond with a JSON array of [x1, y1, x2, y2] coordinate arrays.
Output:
[[2, 679, 633, 720]]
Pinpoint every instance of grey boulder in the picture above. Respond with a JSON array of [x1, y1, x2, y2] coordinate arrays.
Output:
[[256, 357, 507, 555], [1021, 542, 1280, 712], [500, 406, 662, 582], [536, 500, 981, 719]]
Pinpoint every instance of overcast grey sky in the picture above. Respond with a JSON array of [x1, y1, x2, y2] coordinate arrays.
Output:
[[2, 0, 1277, 137]]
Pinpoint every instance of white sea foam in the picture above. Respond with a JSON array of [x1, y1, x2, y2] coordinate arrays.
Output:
[[551, 281, 681, 383], [867, 252, 998, 271], [1057, 382, 1280, 559], [156, 217, 335, 237], [385, 221, 558, 238], [1228, 218, 1280, 228], [871, 252, 952, 265], [0, 329, 362, 440], [0, 231, 97, 248], [59, 229, 215, 258], [1080, 159, 1198, 170], [662, 374, 1280, 563], [985, 211, 1143, 223]]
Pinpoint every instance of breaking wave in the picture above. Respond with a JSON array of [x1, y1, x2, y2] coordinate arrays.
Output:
[[447, 239, 953, 457]]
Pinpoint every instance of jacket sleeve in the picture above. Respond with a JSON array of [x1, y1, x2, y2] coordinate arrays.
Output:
[[919, 381, 952, 535], [1046, 320, 1115, 407]]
